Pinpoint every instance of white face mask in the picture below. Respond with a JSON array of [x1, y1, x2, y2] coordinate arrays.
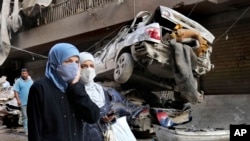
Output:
[[80, 68, 96, 84]]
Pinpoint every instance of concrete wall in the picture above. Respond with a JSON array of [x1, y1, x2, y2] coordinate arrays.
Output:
[[24, 60, 47, 81], [12, 0, 199, 49], [11, 2, 250, 95]]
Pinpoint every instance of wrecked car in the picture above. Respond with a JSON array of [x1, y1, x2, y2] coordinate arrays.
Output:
[[0, 86, 21, 128], [94, 6, 215, 104]]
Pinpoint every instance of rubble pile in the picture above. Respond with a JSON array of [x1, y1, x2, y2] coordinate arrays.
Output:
[[0, 86, 21, 128]]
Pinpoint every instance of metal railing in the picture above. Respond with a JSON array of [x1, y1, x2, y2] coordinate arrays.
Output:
[[23, 0, 115, 29]]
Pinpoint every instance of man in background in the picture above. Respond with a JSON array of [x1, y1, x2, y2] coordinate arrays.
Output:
[[13, 68, 33, 135]]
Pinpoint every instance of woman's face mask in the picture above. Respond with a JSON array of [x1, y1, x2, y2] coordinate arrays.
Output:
[[57, 63, 79, 82], [80, 68, 96, 84]]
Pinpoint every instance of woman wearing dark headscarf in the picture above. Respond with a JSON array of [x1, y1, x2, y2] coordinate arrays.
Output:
[[27, 43, 100, 141]]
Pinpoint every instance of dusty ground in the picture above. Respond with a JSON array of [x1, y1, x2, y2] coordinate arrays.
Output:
[[0, 125, 152, 141], [0, 126, 27, 141]]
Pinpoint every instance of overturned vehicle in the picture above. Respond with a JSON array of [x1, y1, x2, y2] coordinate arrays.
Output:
[[94, 6, 215, 105], [92, 6, 230, 140]]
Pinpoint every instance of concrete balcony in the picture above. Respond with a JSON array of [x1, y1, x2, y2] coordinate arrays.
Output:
[[10, 0, 200, 59]]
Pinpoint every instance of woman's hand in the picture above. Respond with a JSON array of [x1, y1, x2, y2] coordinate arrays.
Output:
[[102, 113, 115, 123]]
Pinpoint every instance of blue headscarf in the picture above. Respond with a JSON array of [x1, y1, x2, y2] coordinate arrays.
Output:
[[45, 43, 80, 92]]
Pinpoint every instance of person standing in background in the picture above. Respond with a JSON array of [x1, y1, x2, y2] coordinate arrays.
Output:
[[13, 68, 33, 135]]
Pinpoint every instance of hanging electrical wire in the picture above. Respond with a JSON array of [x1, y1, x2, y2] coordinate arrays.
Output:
[[133, 0, 136, 17], [86, 0, 200, 53], [85, 22, 129, 52], [214, 5, 250, 43], [4, 43, 48, 59], [188, 0, 199, 17], [5, 22, 127, 60]]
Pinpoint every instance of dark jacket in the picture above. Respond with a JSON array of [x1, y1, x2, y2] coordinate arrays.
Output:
[[83, 87, 144, 141], [27, 78, 100, 141]]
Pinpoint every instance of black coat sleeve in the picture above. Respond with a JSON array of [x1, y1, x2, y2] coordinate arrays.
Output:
[[67, 82, 100, 123], [27, 84, 43, 141]]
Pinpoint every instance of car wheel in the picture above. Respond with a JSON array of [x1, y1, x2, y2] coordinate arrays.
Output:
[[114, 52, 134, 83]]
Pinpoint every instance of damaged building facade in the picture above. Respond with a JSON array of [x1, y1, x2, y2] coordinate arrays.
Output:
[[1, 0, 250, 140], [0, 0, 249, 93]]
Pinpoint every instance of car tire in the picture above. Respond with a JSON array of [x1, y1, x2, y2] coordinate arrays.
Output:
[[114, 52, 134, 83]]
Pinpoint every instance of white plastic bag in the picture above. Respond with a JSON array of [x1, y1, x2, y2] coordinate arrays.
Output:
[[103, 125, 116, 141], [111, 116, 137, 141]]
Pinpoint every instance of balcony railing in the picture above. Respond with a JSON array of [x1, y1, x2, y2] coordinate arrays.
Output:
[[22, 0, 115, 30]]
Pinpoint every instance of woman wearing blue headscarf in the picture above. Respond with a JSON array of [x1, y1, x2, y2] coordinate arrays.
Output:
[[27, 43, 100, 141]]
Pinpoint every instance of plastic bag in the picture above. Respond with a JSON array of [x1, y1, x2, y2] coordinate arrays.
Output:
[[111, 116, 136, 141], [103, 125, 116, 141]]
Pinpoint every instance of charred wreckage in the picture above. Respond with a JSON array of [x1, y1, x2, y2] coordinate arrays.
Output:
[[0, 1, 227, 140], [94, 6, 214, 105], [92, 6, 225, 140]]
